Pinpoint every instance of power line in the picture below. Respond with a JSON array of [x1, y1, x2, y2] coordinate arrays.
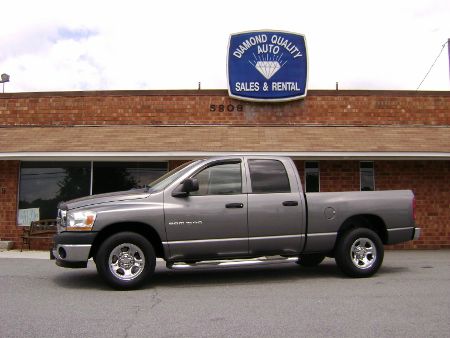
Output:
[[416, 40, 449, 90]]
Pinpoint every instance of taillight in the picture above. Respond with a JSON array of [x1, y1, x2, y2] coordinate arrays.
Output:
[[412, 196, 416, 221]]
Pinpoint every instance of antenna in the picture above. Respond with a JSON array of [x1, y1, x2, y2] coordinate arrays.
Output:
[[416, 40, 449, 90]]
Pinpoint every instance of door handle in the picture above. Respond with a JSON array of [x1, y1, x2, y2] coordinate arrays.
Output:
[[282, 201, 298, 206], [226, 203, 244, 208]]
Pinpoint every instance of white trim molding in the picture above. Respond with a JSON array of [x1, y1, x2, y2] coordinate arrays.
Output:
[[1, 151, 450, 161]]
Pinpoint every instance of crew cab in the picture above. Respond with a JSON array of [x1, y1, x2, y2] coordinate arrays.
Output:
[[52, 156, 420, 289]]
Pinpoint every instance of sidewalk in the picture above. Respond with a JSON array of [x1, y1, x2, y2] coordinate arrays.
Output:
[[0, 250, 50, 259]]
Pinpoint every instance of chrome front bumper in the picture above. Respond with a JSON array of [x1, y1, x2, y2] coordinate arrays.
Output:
[[51, 244, 91, 268]]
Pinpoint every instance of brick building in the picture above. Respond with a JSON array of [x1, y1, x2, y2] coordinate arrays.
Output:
[[0, 89, 449, 250]]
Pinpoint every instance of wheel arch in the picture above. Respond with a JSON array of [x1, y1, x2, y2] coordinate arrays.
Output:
[[336, 214, 388, 247], [89, 222, 165, 260]]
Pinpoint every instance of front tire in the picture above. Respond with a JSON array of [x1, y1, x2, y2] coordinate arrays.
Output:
[[95, 232, 156, 290], [335, 228, 384, 278]]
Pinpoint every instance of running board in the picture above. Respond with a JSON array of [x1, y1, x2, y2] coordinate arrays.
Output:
[[166, 256, 298, 270]]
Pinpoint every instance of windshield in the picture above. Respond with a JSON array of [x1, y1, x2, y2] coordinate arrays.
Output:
[[147, 160, 201, 192]]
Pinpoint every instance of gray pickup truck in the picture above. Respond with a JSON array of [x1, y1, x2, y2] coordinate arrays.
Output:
[[52, 156, 420, 289]]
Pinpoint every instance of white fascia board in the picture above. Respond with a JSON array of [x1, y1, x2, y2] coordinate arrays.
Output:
[[1, 151, 450, 161]]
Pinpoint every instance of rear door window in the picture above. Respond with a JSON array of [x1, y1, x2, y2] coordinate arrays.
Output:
[[248, 159, 290, 193]]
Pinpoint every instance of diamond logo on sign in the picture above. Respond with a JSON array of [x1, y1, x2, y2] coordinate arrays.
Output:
[[254, 61, 281, 79], [227, 30, 308, 102]]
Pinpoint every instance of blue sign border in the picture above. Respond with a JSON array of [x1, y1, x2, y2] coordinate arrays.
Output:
[[227, 30, 308, 102]]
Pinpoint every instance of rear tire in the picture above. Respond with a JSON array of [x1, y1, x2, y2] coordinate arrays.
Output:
[[335, 228, 384, 278], [95, 232, 156, 290], [297, 254, 326, 267]]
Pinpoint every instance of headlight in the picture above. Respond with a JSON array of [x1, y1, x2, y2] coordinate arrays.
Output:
[[66, 210, 97, 231]]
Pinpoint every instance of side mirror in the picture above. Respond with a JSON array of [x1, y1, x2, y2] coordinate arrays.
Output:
[[172, 178, 199, 197]]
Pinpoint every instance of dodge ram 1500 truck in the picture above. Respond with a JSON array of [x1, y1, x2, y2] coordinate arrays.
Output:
[[52, 156, 420, 289]]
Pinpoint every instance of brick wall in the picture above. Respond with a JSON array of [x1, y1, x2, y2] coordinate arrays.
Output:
[[170, 159, 448, 249], [1, 90, 449, 250], [376, 161, 450, 249], [1, 159, 449, 250], [0, 161, 55, 250], [295, 160, 361, 192], [169, 160, 190, 171], [1, 90, 449, 127], [296, 160, 450, 249], [0, 161, 21, 247]]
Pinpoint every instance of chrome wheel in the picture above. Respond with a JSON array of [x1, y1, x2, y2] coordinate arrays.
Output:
[[109, 243, 146, 281], [350, 237, 377, 270]]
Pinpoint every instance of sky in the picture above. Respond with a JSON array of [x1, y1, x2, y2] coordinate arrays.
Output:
[[0, 0, 449, 93]]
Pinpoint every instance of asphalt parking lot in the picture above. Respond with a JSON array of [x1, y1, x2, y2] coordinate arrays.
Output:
[[0, 250, 449, 338]]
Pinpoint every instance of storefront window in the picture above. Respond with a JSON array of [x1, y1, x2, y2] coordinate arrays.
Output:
[[305, 161, 320, 192], [18, 162, 91, 223], [360, 161, 375, 191], [92, 162, 168, 194], [18, 161, 168, 225]]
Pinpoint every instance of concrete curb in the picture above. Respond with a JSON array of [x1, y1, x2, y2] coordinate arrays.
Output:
[[0, 241, 14, 250]]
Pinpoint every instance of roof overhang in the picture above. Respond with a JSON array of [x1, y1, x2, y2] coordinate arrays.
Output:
[[1, 125, 449, 161]]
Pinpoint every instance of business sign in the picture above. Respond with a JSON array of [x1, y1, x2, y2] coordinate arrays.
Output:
[[227, 30, 308, 102]]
